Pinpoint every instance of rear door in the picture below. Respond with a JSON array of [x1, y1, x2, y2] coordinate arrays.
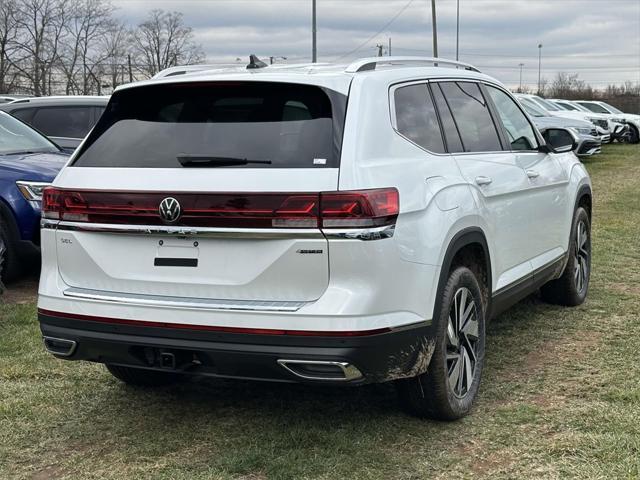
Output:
[[52, 82, 346, 303], [433, 81, 536, 291]]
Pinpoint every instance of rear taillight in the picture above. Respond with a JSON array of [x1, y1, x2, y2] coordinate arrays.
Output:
[[41, 187, 399, 230], [320, 189, 399, 228]]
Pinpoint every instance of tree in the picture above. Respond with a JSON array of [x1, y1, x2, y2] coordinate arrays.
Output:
[[60, 0, 116, 94], [101, 20, 130, 90], [0, 0, 22, 93], [132, 9, 204, 77], [13, 0, 70, 96]]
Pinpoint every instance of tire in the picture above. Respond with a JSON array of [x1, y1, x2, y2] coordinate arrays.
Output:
[[628, 125, 639, 144], [541, 207, 591, 306], [0, 218, 22, 283], [0, 231, 5, 294], [106, 364, 182, 387], [396, 266, 486, 420]]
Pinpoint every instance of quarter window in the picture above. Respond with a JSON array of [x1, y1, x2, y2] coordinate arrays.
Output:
[[438, 82, 502, 152], [394, 83, 445, 153], [486, 86, 538, 151]]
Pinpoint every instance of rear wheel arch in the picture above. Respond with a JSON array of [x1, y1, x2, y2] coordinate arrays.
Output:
[[434, 228, 492, 320]]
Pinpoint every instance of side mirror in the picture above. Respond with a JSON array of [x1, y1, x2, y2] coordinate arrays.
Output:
[[540, 127, 578, 154]]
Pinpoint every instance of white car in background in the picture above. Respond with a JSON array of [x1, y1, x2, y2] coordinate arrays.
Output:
[[515, 93, 611, 143], [575, 100, 640, 144], [38, 56, 592, 420], [550, 99, 629, 143], [518, 98, 601, 157]]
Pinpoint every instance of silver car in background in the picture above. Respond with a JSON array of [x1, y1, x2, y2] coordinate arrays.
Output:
[[518, 96, 602, 157]]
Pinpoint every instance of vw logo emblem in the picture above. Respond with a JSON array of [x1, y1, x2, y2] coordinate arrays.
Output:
[[159, 197, 181, 223]]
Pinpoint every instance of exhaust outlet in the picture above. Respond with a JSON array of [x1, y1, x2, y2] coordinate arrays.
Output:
[[43, 336, 77, 357], [277, 359, 363, 381]]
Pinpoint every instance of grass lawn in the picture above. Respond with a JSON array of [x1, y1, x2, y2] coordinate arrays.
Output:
[[1, 144, 639, 479]]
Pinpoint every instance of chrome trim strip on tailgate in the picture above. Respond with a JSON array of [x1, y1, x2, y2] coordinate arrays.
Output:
[[44, 219, 323, 239], [63, 287, 309, 312], [43, 220, 395, 241]]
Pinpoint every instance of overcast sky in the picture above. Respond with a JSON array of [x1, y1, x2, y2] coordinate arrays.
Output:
[[113, 0, 640, 88]]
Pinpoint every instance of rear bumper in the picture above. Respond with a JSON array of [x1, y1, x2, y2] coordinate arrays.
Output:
[[39, 310, 434, 385]]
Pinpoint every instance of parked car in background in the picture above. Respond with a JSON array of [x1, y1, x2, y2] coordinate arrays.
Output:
[[38, 57, 592, 420], [0, 96, 109, 152], [575, 100, 640, 144], [515, 93, 612, 143], [0, 111, 69, 281], [549, 99, 629, 143], [518, 98, 601, 157]]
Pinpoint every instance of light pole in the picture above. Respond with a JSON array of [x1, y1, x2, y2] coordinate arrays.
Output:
[[431, 0, 438, 58], [455, 0, 460, 60], [519, 63, 524, 92], [537, 43, 543, 94], [312, 0, 317, 63]]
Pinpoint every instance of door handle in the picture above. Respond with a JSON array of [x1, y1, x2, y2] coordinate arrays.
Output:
[[474, 176, 493, 186], [526, 170, 540, 179]]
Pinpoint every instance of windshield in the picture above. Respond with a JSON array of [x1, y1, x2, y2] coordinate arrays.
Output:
[[0, 112, 59, 155], [557, 101, 578, 111], [74, 82, 345, 169], [569, 102, 591, 113], [532, 96, 559, 111], [519, 98, 546, 117], [578, 102, 609, 114], [599, 102, 622, 114]]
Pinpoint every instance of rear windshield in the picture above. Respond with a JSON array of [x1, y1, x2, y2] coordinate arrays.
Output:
[[73, 82, 346, 168]]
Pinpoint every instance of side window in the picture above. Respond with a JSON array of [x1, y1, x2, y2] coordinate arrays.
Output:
[[430, 84, 464, 153], [486, 86, 538, 151], [31, 107, 93, 138], [11, 108, 35, 124], [439, 82, 502, 152], [393, 83, 445, 153]]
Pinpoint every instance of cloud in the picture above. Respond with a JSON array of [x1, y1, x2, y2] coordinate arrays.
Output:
[[112, 0, 640, 87]]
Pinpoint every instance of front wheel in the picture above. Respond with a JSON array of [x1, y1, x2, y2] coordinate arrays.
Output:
[[396, 266, 486, 420]]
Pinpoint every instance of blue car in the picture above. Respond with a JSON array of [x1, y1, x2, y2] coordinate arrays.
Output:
[[0, 111, 69, 281]]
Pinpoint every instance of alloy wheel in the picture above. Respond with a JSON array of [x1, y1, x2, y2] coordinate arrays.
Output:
[[446, 287, 480, 398], [574, 220, 590, 294]]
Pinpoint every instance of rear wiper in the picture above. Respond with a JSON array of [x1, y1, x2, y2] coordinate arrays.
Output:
[[177, 154, 271, 167]]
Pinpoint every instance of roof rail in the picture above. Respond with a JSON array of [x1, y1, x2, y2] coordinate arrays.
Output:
[[345, 56, 480, 74]]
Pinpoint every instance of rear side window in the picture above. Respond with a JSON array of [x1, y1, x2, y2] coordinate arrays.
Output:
[[10, 108, 35, 123], [430, 84, 464, 153], [31, 107, 94, 138], [393, 83, 445, 153], [439, 82, 502, 153], [74, 82, 345, 168]]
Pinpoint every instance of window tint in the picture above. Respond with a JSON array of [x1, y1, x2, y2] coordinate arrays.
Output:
[[439, 82, 502, 152], [487, 87, 538, 151], [31, 107, 93, 138], [394, 83, 445, 153], [74, 82, 344, 168], [11, 108, 35, 123], [431, 83, 464, 152]]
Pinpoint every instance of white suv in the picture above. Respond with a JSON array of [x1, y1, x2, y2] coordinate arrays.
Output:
[[38, 57, 592, 420]]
